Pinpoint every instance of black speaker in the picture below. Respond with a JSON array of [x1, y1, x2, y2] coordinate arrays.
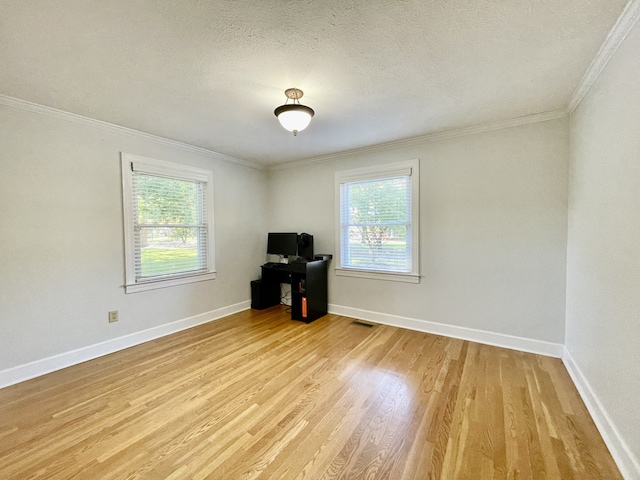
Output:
[[251, 280, 269, 309], [297, 233, 314, 260]]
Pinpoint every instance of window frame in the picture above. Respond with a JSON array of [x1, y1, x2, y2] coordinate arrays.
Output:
[[335, 159, 420, 284], [121, 153, 216, 293]]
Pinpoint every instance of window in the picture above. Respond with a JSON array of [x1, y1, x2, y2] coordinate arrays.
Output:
[[335, 159, 419, 283], [121, 153, 216, 293]]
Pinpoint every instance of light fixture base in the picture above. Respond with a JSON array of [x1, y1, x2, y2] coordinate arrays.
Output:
[[284, 88, 304, 100]]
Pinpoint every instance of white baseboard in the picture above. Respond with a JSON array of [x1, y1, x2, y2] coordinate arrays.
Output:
[[328, 304, 564, 358], [0, 301, 251, 389], [562, 348, 640, 480]]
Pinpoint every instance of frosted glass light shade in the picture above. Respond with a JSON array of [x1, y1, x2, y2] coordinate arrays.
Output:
[[274, 104, 314, 135]]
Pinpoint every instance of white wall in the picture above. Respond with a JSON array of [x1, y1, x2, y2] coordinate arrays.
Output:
[[566, 17, 640, 475], [269, 118, 569, 346], [0, 104, 268, 372]]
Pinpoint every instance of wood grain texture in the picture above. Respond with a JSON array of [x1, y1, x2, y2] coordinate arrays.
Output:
[[0, 307, 622, 479]]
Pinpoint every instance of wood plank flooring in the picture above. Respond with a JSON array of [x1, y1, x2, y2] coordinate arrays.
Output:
[[0, 307, 622, 479]]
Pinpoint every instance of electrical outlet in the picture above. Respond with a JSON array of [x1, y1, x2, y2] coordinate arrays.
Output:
[[108, 310, 119, 323]]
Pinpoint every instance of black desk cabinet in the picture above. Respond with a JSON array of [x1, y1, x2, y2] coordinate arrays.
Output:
[[290, 260, 328, 322], [256, 260, 328, 323]]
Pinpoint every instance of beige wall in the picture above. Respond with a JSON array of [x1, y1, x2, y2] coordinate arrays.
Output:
[[0, 105, 268, 370], [269, 118, 569, 344], [566, 19, 640, 469]]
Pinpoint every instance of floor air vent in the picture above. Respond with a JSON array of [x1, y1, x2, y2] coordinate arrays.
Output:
[[351, 320, 375, 328]]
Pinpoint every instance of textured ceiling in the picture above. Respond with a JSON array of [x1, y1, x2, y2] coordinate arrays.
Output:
[[0, 0, 629, 166]]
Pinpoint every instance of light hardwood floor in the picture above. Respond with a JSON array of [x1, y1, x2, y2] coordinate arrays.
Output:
[[0, 307, 622, 479]]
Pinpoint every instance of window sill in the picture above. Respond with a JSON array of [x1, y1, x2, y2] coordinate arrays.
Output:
[[125, 271, 216, 293], [335, 268, 420, 284]]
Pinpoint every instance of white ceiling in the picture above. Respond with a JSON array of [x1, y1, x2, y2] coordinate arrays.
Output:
[[0, 0, 629, 166]]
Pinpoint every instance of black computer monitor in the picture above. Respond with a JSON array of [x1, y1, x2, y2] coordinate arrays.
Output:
[[267, 232, 298, 257]]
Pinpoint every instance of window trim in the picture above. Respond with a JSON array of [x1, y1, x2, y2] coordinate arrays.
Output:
[[121, 153, 216, 293], [335, 159, 420, 283]]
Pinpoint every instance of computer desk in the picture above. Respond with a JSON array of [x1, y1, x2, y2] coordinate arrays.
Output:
[[253, 259, 329, 323]]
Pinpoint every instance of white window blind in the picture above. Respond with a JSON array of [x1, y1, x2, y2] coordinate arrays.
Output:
[[335, 160, 419, 283], [121, 153, 216, 293], [132, 172, 208, 280], [340, 175, 412, 272]]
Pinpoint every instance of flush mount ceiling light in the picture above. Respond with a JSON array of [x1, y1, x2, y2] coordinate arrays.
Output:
[[274, 88, 314, 136]]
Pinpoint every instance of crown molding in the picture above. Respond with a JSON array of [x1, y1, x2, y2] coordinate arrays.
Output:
[[0, 93, 569, 173], [0, 94, 265, 171], [269, 109, 568, 171], [567, 0, 640, 114]]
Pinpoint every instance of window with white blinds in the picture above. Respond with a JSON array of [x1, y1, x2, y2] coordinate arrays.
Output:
[[335, 160, 420, 283], [121, 153, 216, 293]]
